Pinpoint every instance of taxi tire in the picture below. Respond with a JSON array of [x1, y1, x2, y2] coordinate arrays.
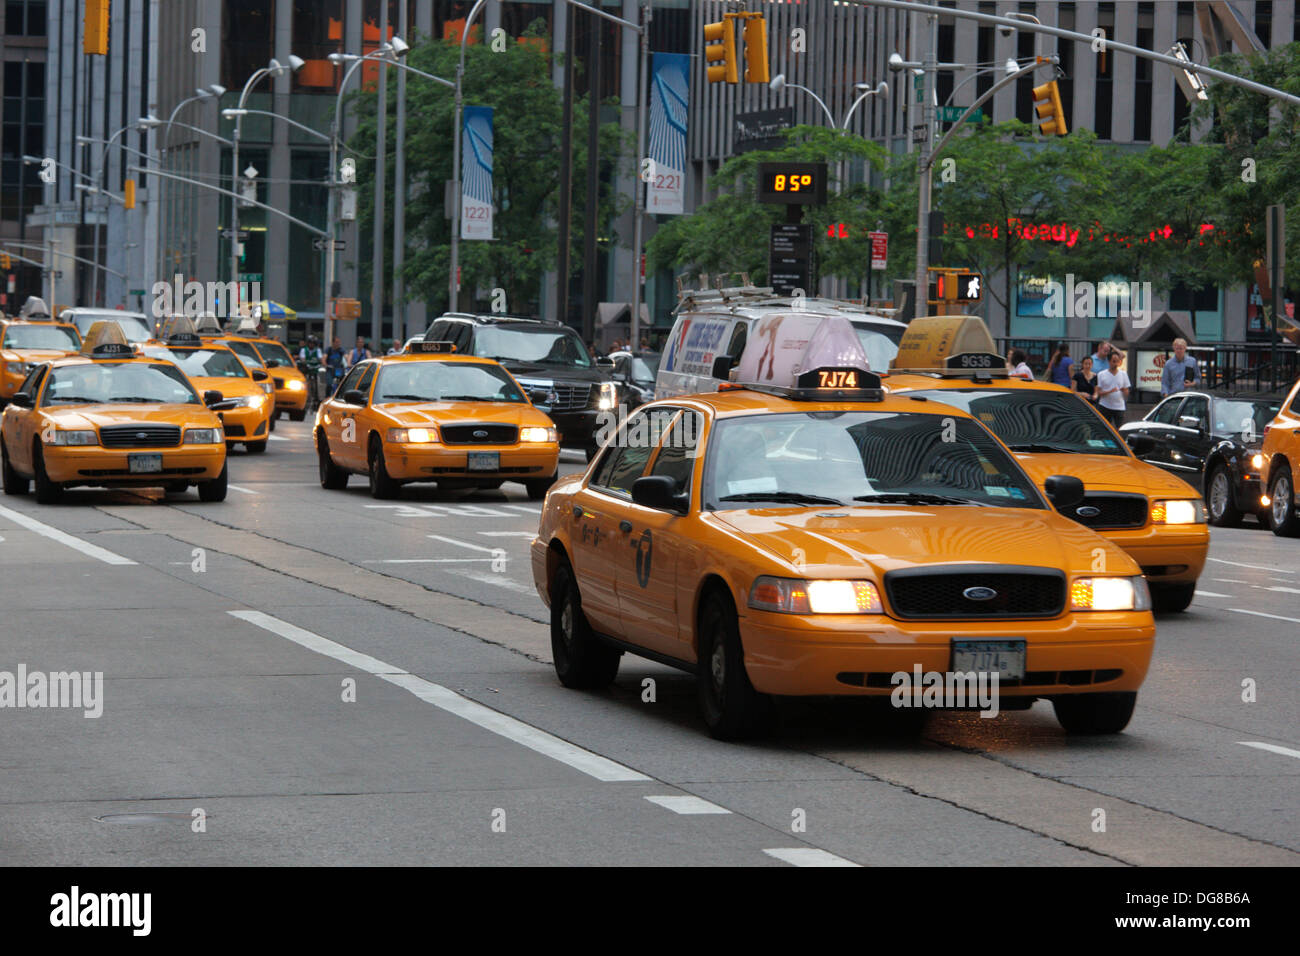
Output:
[[1205, 465, 1243, 528], [267, 415, 276, 433], [318, 439, 348, 490], [1052, 691, 1136, 735], [1151, 581, 1195, 613], [1268, 468, 1300, 537], [289, 410, 306, 422], [550, 560, 620, 689], [525, 474, 556, 500], [198, 464, 228, 502], [2, 439, 29, 495], [245, 441, 267, 454], [697, 590, 775, 740], [32, 443, 61, 504], [368, 439, 401, 499]]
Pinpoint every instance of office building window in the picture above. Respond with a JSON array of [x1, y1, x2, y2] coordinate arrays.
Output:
[[1014, 4, 1037, 129], [1057, 4, 1075, 129], [1095, 3, 1114, 139], [1, 60, 43, 224], [4, 0, 46, 36], [937, 2, 955, 108], [650, 0, 691, 56], [222, 1, 275, 91], [293, 0, 343, 92], [1134, 4, 1154, 141], [976, 3, 995, 114], [289, 150, 329, 312], [1255, 1, 1272, 47]]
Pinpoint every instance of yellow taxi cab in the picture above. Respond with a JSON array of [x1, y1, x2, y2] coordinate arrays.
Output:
[[1260, 376, 1300, 536], [314, 340, 560, 499], [0, 321, 228, 502], [885, 317, 1209, 613], [531, 324, 1155, 740], [207, 318, 308, 422], [142, 318, 275, 454], [1, 314, 82, 405]]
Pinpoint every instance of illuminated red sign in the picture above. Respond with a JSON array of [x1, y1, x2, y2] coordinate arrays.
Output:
[[959, 218, 1216, 248]]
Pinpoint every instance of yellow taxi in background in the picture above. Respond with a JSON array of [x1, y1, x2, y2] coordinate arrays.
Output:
[[143, 318, 275, 454], [1260, 376, 1300, 536], [209, 319, 308, 422], [1, 315, 82, 404], [314, 341, 560, 499], [531, 331, 1155, 740], [1, 321, 227, 502], [886, 317, 1209, 613]]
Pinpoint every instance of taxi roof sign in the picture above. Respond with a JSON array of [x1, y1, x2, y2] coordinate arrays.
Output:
[[194, 313, 224, 336], [890, 315, 1003, 377], [161, 315, 202, 345], [79, 320, 134, 356], [410, 340, 456, 354], [232, 316, 264, 337]]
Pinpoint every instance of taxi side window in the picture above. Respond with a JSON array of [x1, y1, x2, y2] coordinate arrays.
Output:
[[648, 411, 701, 495], [337, 364, 366, 398], [355, 363, 377, 402], [19, 364, 46, 397], [1149, 398, 1183, 425], [592, 407, 678, 495]]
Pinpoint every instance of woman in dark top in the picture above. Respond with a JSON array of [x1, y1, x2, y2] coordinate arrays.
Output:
[[1072, 354, 1097, 402]]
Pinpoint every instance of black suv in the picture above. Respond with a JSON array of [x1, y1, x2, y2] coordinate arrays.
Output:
[[424, 313, 616, 457]]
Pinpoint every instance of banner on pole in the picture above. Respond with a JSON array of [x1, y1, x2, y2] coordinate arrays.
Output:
[[648, 52, 690, 216], [461, 106, 494, 240]]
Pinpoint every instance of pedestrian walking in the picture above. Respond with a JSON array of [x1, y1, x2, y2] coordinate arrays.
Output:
[[1090, 339, 1112, 370], [1096, 350, 1131, 428], [347, 337, 372, 367], [1047, 342, 1074, 388], [1160, 338, 1200, 397]]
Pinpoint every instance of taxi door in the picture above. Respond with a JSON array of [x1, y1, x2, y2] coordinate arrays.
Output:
[[331, 363, 376, 471], [614, 409, 699, 661], [7, 365, 47, 473]]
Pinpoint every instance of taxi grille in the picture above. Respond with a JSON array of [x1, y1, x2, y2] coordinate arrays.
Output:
[[1062, 492, 1147, 529], [884, 565, 1066, 619], [98, 425, 182, 448], [440, 424, 518, 445]]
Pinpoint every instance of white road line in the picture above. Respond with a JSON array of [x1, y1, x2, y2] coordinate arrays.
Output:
[[763, 848, 860, 868], [267, 435, 290, 442], [227, 484, 259, 495], [1238, 741, 1300, 760], [477, 531, 537, 538], [1213, 578, 1247, 584], [1262, 586, 1300, 594], [644, 795, 731, 815], [228, 610, 649, 782], [361, 558, 493, 564], [1228, 608, 1300, 624], [0, 505, 135, 565], [502, 504, 542, 514], [1208, 557, 1296, 573], [428, 534, 498, 554], [454, 570, 536, 594], [1194, 590, 1230, 598]]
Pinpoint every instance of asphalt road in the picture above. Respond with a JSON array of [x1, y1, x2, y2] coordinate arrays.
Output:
[[1, 418, 1296, 866]]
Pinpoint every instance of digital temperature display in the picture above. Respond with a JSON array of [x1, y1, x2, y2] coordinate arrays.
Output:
[[757, 162, 827, 206]]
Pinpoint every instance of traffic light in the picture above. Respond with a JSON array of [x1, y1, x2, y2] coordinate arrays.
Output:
[[956, 272, 983, 301], [1, 254, 9, 271], [703, 18, 738, 84], [742, 15, 770, 84], [1032, 80, 1068, 136], [84, 0, 110, 56], [123, 179, 136, 210]]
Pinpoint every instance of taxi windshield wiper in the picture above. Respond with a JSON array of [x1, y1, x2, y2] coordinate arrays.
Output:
[[378, 393, 440, 402], [439, 393, 509, 401], [109, 396, 168, 403], [1006, 442, 1078, 454], [46, 396, 102, 404], [853, 492, 985, 506], [718, 491, 844, 505]]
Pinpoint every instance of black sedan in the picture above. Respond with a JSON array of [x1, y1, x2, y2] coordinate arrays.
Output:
[[1120, 391, 1283, 526], [608, 350, 660, 410]]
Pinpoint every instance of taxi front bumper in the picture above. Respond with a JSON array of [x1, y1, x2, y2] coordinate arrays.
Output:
[[739, 610, 1155, 698], [43, 444, 226, 485], [214, 405, 270, 441], [383, 440, 559, 481], [1097, 524, 1209, 584], [272, 380, 308, 412]]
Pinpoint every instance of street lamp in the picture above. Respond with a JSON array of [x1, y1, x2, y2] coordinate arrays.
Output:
[[841, 80, 890, 130], [159, 85, 224, 292], [222, 107, 334, 143], [768, 73, 837, 127]]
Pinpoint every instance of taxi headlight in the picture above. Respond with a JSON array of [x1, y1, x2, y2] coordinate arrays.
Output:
[[224, 394, 263, 408], [184, 428, 222, 444], [1070, 576, 1151, 612], [5, 361, 27, 375], [388, 427, 437, 444], [46, 429, 98, 446], [597, 382, 617, 411], [520, 426, 557, 443], [286, 379, 306, 391], [1151, 498, 1205, 524], [748, 576, 882, 614], [1250, 453, 1265, 471]]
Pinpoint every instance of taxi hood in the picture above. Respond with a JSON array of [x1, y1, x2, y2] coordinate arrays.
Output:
[[190, 375, 262, 396], [373, 402, 549, 427], [42, 405, 219, 430], [2, 349, 71, 362], [710, 505, 1136, 578], [1013, 452, 1200, 496]]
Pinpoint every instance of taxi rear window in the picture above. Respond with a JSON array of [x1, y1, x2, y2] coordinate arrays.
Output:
[[703, 411, 1044, 510], [903, 388, 1128, 456], [2, 324, 80, 351], [372, 361, 524, 403], [224, 339, 264, 367], [144, 347, 249, 379]]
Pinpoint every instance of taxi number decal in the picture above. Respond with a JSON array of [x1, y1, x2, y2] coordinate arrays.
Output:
[[634, 529, 652, 587], [580, 522, 603, 547]]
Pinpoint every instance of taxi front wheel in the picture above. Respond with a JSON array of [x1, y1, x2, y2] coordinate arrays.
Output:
[[32, 444, 61, 504], [2, 440, 29, 495], [318, 437, 349, 489], [368, 439, 401, 499], [550, 560, 620, 689], [1151, 582, 1195, 613], [1052, 691, 1136, 735], [197, 464, 228, 503], [525, 474, 557, 500], [697, 591, 775, 740]]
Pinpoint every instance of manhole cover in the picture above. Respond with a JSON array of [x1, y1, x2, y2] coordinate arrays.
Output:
[[94, 812, 204, 825]]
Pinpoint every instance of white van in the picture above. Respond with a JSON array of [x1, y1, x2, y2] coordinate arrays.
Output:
[[655, 287, 906, 399], [60, 307, 155, 345]]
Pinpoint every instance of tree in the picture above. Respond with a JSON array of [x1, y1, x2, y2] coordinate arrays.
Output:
[[348, 24, 632, 317]]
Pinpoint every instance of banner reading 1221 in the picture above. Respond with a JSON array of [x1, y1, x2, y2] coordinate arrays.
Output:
[[461, 105, 494, 240], [648, 52, 689, 216]]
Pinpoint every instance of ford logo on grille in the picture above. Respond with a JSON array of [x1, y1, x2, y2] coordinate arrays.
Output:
[[473, 429, 489, 439], [1076, 505, 1101, 518], [135, 431, 148, 440], [963, 586, 998, 601]]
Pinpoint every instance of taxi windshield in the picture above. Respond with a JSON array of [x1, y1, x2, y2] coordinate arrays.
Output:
[[2, 324, 80, 351], [373, 361, 525, 403], [902, 388, 1128, 457], [253, 341, 294, 366], [143, 346, 248, 379], [42, 362, 201, 407], [703, 410, 1044, 509], [223, 339, 264, 368], [71, 314, 153, 343], [474, 327, 593, 368]]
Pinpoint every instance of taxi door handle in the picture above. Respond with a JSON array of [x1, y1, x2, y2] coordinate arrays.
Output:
[[618, 520, 633, 533]]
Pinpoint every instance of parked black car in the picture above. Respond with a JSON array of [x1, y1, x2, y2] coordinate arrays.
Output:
[[1120, 390, 1283, 526], [424, 313, 616, 458]]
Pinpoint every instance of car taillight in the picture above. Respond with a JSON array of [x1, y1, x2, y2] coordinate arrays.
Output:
[[1262, 425, 1270, 439]]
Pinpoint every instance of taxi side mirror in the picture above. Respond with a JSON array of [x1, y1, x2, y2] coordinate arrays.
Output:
[[342, 389, 367, 406], [203, 390, 224, 407], [632, 475, 688, 514], [263, 358, 282, 368], [1044, 475, 1085, 511], [711, 355, 736, 380], [250, 368, 269, 382], [1125, 433, 1155, 456], [9, 391, 32, 408]]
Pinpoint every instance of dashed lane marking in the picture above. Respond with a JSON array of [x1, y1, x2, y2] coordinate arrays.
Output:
[[644, 795, 731, 815], [1238, 742, 1300, 760], [763, 848, 860, 867]]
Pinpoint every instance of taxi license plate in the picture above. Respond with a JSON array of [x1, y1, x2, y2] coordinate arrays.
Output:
[[951, 640, 1026, 680], [128, 454, 163, 474], [467, 452, 499, 472]]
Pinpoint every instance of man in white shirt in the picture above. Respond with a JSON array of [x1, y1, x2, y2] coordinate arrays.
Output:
[[1095, 349, 1130, 428]]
